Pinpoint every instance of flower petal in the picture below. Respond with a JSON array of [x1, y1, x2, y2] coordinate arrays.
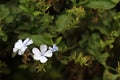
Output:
[[44, 50, 53, 57], [49, 44, 58, 52], [23, 38, 33, 45], [18, 50, 24, 55], [39, 56, 48, 63], [32, 48, 41, 55], [13, 48, 18, 52], [14, 39, 23, 49], [32, 48, 42, 60], [40, 44, 47, 53], [21, 46, 27, 52], [49, 47, 52, 51], [23, 38, 29, 44], [26, 39, 33, 45], [33, 54, 41, 60]]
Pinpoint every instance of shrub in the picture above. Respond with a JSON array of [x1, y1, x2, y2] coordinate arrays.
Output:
[[0, 0, 120, 80]]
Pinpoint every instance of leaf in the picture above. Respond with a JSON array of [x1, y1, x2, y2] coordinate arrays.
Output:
[[58, 41, 67, 52], [18, 64, 29, 69], [0, 5, 9, 20], [12, 52, 17, 58], [88, 33, 102, 51], [19, 33, 52, 46], [85, 0, 118, 9], [111, 31, 119, 37], [111, 0, 120, 3], [55, 14, 73, 32], [19, 33, 31, 39], [87, 50, 109, 66], [32, 11, 41, 16], [19, 5, 30, 13], [31, 35, 52, 46], [60, 56, 68, 64], [0, 29, 8, 41], [5, 15, 14, 23], [19, 0, 30, 3], [97, 52, 109, 66], [55, 37, 62, 44], [103, 69, 119, 80]]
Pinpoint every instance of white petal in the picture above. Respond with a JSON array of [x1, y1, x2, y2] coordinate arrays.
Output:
[[23, 38, 29, 44], [32, 47, 41, 56], [21, 46, 27, 52], [26, 39, 33, 45], [54, 46, 58, 51], [18, 50, 24, 55], [14, 39, 23, 49], [13, 48, 18, 52], [23, 38, 33, 45], [40, 44, 47, 53], [33, 54, 41, 60], [44, 50, 53, 57], [32, 48, 42, 60], [39, 56, 48, 63], [53, 44, 58, 49]]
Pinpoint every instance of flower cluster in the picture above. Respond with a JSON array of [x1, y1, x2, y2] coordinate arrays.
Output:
[[13, 38, 58, 63]]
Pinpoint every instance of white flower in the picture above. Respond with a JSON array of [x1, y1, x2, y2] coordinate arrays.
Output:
[[13, 38, 33, 55], [49, 44, 58, 52], [32, 44, 53, 63]]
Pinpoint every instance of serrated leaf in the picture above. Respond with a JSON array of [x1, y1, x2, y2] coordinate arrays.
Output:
[[85, 0, 117, 9]]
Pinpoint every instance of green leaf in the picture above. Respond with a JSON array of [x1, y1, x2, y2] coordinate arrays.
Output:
[[19, 33, 31, 39], [19, 5, 30, 12], [0, 29, 8, 41], [32, 11, 41, 16], [85, 0, 117, 9], [19, 33, 52, 46], [55, 37, 62, 44], [20, 0, 30, 3], [55, 14, 73, 32], [5, 15, 14, 23], [97, 52, 109, 66], [103, 69, 119, 80], [12, 52, 17, 58], [111, 31, 119, 37], [88, 33, 102, 51], [111, 0, 120, 3], [0, 5, 9, 20], [60, 56, 68, 64], [31, 35, 52, 46], [18, 64, 29, 69]]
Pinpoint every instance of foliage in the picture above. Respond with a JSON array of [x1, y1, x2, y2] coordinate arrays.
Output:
[[0, 0, 120, 80]]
